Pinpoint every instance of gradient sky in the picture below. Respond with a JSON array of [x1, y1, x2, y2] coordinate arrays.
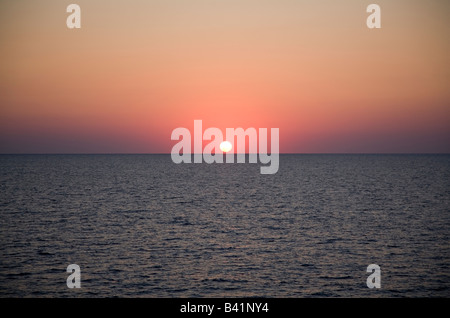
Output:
[[0, 0, 449, 153]]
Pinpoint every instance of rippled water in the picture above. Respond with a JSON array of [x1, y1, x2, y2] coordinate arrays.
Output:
[[0, 154, 449, 297]]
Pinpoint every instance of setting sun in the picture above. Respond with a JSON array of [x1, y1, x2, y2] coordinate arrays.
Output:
[[220, 141, 232, 153]]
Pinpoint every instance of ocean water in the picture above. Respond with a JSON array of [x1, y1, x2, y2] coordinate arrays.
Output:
[[0, 154, 449, 297]]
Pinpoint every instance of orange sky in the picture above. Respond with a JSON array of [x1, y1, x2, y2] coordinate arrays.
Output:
[[0, 0, 449, 153]]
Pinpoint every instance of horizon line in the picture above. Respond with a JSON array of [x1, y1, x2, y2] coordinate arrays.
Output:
[[1, 153, 449, 155]]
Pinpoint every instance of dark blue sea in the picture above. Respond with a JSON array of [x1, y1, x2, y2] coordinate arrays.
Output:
[[0, 154, 449, 297]]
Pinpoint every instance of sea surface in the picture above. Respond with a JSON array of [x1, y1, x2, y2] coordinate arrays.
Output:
[[0, 154, 449, 297]]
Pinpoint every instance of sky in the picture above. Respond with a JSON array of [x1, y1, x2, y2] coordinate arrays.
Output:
[[0, 0, 449, 153]]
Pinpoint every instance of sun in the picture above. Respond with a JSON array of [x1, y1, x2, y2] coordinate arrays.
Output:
[[220, 141, 232, 153]]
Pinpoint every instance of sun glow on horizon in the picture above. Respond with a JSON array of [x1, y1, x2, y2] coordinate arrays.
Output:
[[220, 141, 232, 153]]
